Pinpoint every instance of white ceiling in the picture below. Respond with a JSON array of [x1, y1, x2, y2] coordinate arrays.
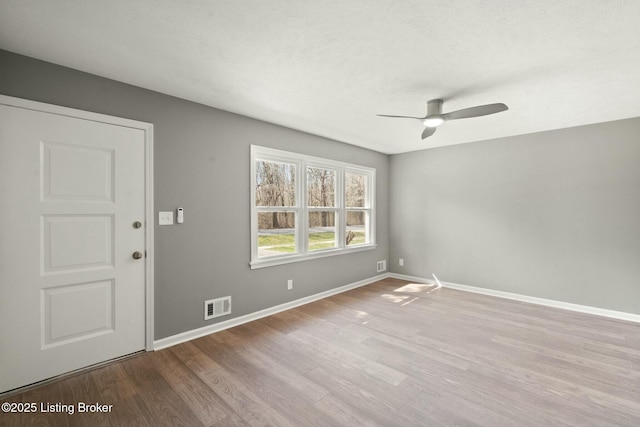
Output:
[[1, 0, 640, 154]]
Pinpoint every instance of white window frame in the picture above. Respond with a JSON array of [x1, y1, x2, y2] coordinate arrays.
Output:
[[250, 145, 376, 269]]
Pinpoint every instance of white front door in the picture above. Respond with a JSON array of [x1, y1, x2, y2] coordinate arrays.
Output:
[[0, 101, 148, 393]]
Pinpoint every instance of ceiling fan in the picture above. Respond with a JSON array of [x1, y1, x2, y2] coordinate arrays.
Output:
[[378, 99, 508, 139]]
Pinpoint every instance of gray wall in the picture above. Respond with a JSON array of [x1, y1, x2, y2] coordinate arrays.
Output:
[[0, 50, 390, 339], [390, 118, 640, 314]]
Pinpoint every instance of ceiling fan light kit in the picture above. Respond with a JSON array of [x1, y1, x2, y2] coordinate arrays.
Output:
[[378, 98, 509, 140], [423, 117, 444, 128]]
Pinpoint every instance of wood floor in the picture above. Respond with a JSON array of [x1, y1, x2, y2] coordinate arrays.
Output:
[[2, 277, 640, 426]]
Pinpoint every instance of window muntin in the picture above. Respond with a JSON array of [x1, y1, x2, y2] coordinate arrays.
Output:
[[251, 146, 375, 268]]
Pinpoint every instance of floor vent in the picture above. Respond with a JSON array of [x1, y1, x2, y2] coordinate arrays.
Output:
[[204, 296, 231, 320]]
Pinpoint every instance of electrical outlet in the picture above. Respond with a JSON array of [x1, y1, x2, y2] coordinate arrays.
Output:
[[287, 279, 293, 290], [376, 260, 386, 272], [399, 258, 404, 266]]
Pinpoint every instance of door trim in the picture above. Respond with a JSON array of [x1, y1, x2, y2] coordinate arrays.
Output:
[[0, 94, 155, 351]]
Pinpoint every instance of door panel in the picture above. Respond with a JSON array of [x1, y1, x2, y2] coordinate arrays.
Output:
[[43, 215, 114, 272], [42, 141, 115, 201], [0, 104, 146, 393], [43, 279, 114, 347]]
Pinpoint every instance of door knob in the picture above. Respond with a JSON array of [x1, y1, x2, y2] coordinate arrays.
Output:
[[132, 251, 143, 260], [133, 221, 142, 229]]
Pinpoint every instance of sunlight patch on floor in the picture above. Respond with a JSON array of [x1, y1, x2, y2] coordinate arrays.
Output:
[[382, 294, 411, 303], [393, 282, 441, 296], [354, 310, 368, 319], [393, 283, 434, 293]]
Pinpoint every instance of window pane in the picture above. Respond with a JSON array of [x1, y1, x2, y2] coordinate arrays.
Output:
[[345, 172, 366, 208], [307, 167, 335, 207], [308, 211, 336, 251], [346, 211, 367, 245], [255, 160, 296, 207], [257, 212, 296, 257]]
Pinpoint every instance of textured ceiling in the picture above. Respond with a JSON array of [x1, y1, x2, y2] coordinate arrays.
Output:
[[1, 0, 640, 154]]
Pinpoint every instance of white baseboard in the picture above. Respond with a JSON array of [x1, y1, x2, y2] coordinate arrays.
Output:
[[388, 273, 640, 324], [153, 273, 389, 350]]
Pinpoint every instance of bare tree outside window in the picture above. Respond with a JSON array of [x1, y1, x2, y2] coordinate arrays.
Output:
[[256, 160, 296, 256], [345, 171, 365, 207], [307, 167, 336, 250], [345, 171, 367, 245]]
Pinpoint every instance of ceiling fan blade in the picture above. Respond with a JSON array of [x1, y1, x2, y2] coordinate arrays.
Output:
[[377, 114, 426, 120], [422, 126, 437, 139], [443, 103, 508, 121]]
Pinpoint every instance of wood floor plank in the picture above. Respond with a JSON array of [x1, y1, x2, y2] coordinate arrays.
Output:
[[170, 341, 296, 427], [206, 330, 330, 402], [93, 363, 137, 405], [229, 320, 320, 373], [467, 352, 640, 426], [105, 394, 155, 427], [150, 348, 238, 426], [304, 365, 426, 426], [120, 354, 205, 427], [287, 328, 408, 386], [491, 334, 640, 384], [192, 335, 334, 427], [63, 371, 111, 427], [3, 278, 640, 426], [312, 393, 381, 427]]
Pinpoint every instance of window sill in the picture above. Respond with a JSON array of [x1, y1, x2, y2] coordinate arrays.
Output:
[[249, 243, 377, 270]]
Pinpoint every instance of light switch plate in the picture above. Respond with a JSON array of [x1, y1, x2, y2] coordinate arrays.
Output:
[[158, 211, 174, 225]]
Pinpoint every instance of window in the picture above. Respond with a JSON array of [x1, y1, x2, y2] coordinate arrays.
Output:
[[251, 145, 375, 268]]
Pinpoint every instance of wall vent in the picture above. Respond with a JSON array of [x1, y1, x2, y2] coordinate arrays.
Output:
[[204, 296, 231, 320], [377, 260, 387, 272]]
